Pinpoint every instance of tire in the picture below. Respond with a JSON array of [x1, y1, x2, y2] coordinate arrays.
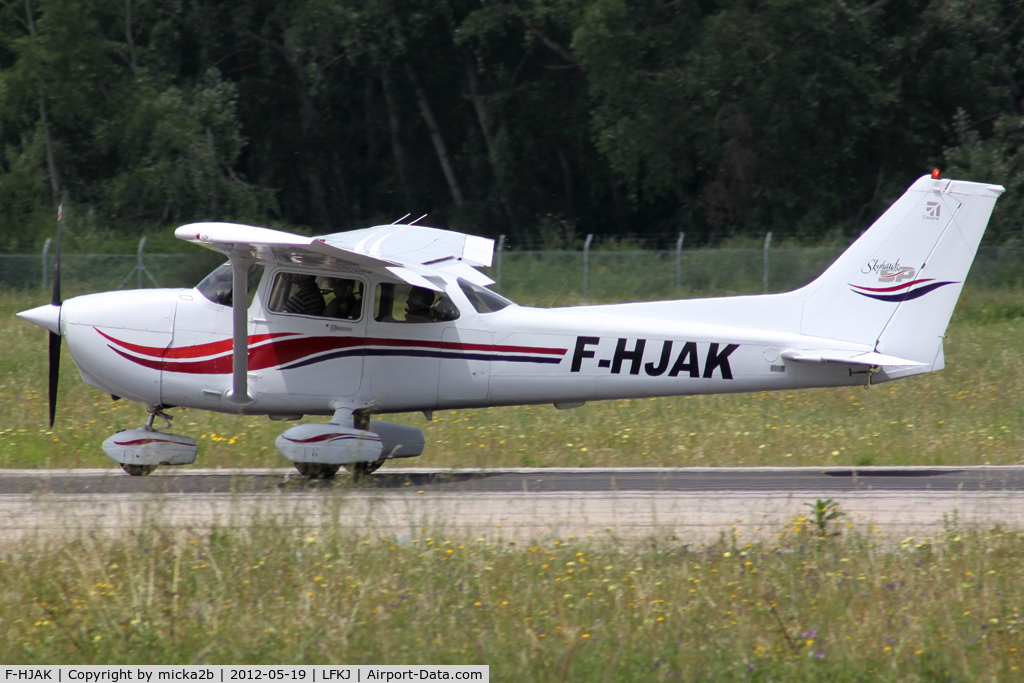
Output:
[[294, 462, 341, 479], [121, 464, 157, 476], [344, 460, 385, 478]]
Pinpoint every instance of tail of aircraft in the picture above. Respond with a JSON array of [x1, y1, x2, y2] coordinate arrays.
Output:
[[595, 174, 1003, 371], [796, 175, 1004, 366]]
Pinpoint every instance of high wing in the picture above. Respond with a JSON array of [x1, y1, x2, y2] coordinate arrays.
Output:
[[173, 221, 495, 407], [174, 222, 495, 290]]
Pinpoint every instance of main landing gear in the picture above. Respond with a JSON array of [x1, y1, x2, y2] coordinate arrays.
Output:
[[100, 404, 425, 480], [294, 462, 341, 479], [292, 459, 384, 480], [344, 461, 385, 478], [283, 412, 388, 480], [121, 463, 157, 476]]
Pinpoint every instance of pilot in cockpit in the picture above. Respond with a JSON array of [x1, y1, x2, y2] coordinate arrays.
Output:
[[404, 287, 437, 323], [324, 278, 361, 319]]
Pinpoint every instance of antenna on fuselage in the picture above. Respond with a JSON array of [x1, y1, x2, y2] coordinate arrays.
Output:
[[390, 213, 411, 225], [408, 214, 428, 225]]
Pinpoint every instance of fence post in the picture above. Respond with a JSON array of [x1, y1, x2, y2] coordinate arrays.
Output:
[[42, 238, 52, 291], [496, 234, 505, 291], [138, 236, 146, 289], [675, 232, 685, 289], [583, 233, 594, 302], [763, 231, 773, 293], [120, 236, 159, 288]]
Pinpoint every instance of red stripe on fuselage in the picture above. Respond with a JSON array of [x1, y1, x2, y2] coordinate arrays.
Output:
[[95, 328, 298, 358], [105, 332, 567, 375]]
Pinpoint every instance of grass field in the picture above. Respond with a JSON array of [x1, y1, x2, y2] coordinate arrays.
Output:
[[0, 512, 1022, 679], [3, 285, 1024, 678], [2, 286, 1024, 470]]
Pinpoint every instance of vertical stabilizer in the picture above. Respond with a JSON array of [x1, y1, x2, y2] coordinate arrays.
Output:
[[798, 175, 1003, 365]]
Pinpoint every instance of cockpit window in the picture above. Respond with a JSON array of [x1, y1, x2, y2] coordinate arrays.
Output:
[[196, 262, 263, 307], [266, 272, 364, 320], [374, 283, 460, 323], [457, 278, 514, 313]]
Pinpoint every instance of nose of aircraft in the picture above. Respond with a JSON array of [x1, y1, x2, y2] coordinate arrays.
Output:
[[16, 303, 61, 335]]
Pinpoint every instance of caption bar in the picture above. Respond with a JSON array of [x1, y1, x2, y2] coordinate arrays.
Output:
[[2, 668, 487, 683]]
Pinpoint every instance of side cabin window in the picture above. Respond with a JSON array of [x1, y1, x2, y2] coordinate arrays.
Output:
[[457, 278, 514, 313], [196, 262, 263, 307], [374, 283, 460, 323], [267, 271, 364, 320]]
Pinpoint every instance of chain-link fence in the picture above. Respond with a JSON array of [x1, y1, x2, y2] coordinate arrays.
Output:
[[3, 245, 1023, 304], [479, 246, 1024, 305], [0, 251, 224, 295]]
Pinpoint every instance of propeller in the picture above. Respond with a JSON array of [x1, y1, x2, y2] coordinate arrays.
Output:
[[47, 204, 63, 428]]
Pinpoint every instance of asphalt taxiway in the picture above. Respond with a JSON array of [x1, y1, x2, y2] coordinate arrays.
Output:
[[1, 466, 1021, 541]]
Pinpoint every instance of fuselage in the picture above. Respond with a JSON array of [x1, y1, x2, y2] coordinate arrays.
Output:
[[57, 263, 919, 418]]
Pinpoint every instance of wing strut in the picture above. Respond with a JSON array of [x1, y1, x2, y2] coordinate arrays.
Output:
[[228, 254, 255, 406]]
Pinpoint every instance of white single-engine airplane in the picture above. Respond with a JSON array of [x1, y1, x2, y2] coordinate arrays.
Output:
[[16, 174, 1004, 477]]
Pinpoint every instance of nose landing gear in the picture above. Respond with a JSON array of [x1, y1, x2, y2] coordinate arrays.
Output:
[[101, 406, 198, 476]]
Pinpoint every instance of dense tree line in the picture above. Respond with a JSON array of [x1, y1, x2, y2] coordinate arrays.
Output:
[[1, 0, 1022, 252]]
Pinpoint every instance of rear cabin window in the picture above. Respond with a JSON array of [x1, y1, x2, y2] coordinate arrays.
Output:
[[374, 283, 460, 323], [267, 272, 364, 320], [457, 278, 514, 313]]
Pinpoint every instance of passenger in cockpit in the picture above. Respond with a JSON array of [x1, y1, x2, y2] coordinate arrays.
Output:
[[283, 274, 325, 316]]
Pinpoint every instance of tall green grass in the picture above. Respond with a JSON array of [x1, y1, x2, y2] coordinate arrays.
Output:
[[0, 513, 1022, 679], [2, 287, 1024, 470]]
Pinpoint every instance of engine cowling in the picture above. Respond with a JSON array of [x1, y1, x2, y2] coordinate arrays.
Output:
[[102, 429, 198, 466]]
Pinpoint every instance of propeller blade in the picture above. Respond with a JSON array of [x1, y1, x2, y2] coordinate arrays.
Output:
[[48, 203, 63, 427], [51, 203, 62, 306], [48, 330, 60, 428]]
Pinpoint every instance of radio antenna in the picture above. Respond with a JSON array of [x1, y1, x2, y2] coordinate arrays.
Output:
[[390, 213, 411, 225]]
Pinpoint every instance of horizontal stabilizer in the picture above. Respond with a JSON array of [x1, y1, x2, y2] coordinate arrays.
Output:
[[781, 349, 928, 367]]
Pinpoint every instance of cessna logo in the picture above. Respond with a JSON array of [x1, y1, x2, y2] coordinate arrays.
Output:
[[860, 258, 918, 283], [569, 337, 739, 379], [879, 266, 915, 283], [862, 258, 905, 276], [924, 201, 941, 220]]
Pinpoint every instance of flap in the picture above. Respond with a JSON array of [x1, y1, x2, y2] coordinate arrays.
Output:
[[385, 266, 442, 291], [439, 260, 495, 287], [175, 222, 495, 287], [318, 224, 493, 267]]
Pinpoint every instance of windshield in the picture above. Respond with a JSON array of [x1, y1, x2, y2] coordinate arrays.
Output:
[[458, 278, 514, 313], [196, 262, 263, 307]]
